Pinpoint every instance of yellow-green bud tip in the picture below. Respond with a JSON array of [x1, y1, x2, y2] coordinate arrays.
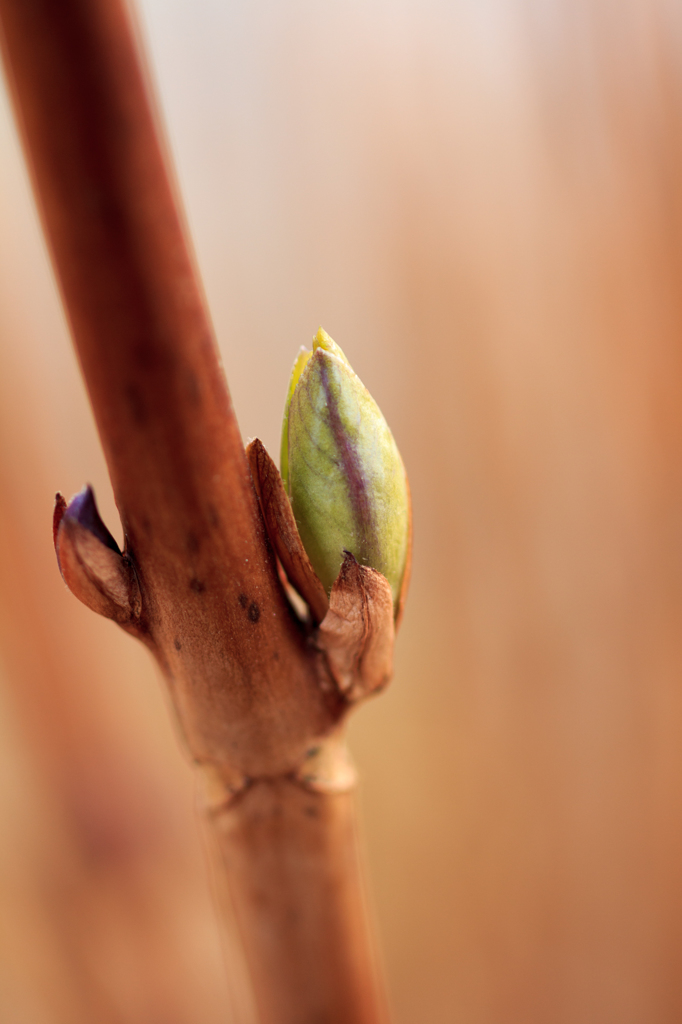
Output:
[[312, 326, 350, 364]]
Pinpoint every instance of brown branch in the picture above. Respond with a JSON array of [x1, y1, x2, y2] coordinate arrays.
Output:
[[0, 1, 389, 1021]]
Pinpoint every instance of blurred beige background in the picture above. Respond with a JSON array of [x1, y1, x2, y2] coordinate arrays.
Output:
[[3, 0, 682, 1021]]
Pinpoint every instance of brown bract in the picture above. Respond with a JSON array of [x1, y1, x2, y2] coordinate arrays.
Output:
[[247, 438, 330, 625], [53, 488, 142, 629], [319, 555, 395, 702]]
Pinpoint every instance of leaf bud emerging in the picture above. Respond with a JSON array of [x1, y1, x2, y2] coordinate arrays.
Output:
[[281, 328, 410, 614]]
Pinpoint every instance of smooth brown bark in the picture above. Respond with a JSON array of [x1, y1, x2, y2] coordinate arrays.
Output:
[[0, 0, 388, 1020], [210, 780, 388, 1024]]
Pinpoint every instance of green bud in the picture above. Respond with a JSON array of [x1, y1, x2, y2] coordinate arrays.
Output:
[[280, 346, 312, 488], [281, 327, 410, 613]]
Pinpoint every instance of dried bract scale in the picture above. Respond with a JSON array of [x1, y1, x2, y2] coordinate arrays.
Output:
[[247, 438, 329, 624], [318, 552, 395, 702], [54, 486, 141, 628]]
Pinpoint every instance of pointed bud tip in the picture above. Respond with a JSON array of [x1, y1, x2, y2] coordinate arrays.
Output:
[[62, 485, 120, 553], [313, 326, 331, 350], [53, 493, 67, 548], [312, 327, 350, 365]]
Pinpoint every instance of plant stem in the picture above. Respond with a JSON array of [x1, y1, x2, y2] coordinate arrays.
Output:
[[0, 1, 389, 1020]]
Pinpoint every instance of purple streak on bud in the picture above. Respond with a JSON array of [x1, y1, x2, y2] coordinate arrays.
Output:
[[318, 356, 378, 562], [64, 485, 120, 553]]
